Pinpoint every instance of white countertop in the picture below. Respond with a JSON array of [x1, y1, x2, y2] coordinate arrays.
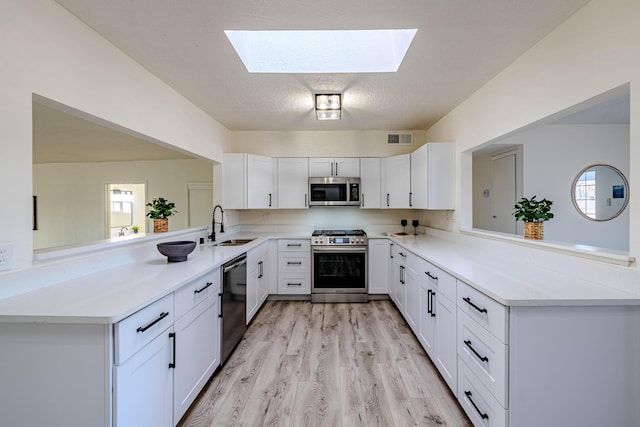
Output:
[[1, 230, 639, 325], [377, 233, 640, 307], [0, 233, 280, 324]]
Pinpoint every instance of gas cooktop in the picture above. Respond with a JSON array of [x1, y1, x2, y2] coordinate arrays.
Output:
[[311, 229, 366, 237]]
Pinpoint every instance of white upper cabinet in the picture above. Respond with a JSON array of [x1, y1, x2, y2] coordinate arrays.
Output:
[[381, 154, 411, 208], [277, 158, 309, 209], [309, 157, 360, 177], [360, 158, 381, 209], [223, 153, 275, 209], [410, 143, 455, 210]]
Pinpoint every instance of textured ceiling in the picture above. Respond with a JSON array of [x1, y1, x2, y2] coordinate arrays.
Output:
[[53, 0, 592, 132]]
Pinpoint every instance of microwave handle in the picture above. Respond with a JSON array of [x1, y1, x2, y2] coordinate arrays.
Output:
[[305, 193, 308, 207]]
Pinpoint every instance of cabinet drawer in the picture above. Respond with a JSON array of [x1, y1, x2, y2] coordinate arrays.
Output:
[[174, 268, 220, 320], [458, 357, 508, 427], [278, 239, 310, 252], [114, 293, 174, 365], [416, 257, 456, 301], [458, 309, 508, 407], [278, 253, 310, 273], [277, 273, 310, 294], [457, 280, 509, 343]]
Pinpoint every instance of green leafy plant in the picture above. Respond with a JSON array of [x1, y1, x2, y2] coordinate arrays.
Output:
[[146, 197, 178, 219], [131, 225, 139, 233], [513, 196, 554, 223]]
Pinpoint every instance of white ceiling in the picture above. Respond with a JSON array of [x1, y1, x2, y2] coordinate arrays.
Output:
[[53, 0, 593, 132]]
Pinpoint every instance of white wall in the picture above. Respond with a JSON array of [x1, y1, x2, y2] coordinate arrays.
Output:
[[1, 0, 229, 270], [228, 130, 427, 157], [424, 0, 640, 264], [473, 124, 629, 250], [33, 159, 212, 249]]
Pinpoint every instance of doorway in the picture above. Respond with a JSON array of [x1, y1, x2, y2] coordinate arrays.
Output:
[[106, 183, 146, 238]]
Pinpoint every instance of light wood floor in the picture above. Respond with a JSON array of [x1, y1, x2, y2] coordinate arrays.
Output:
[[179, 300, 472, 427]]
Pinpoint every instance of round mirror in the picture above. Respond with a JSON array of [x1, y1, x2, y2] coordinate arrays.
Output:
[[572, 164, 629, 221]]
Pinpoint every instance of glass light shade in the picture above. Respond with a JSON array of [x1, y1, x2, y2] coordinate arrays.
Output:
[[315, 94, 341, 120]]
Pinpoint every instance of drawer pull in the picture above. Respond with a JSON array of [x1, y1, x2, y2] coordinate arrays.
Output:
[[463, 297, 488, 314], [464, 390, 489, 420], [287, 261, 303, 265], [464, 340, 489, 362], [287, 282, 302, 286], [169, 332, 176, 369], [136, 311, 169, 333], [194, 281, 213, 294], [287, 243, 302, 247], [425, 271, 438, 281]]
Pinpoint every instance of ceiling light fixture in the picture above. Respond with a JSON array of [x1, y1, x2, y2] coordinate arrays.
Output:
[[315, 94, 341, 120]]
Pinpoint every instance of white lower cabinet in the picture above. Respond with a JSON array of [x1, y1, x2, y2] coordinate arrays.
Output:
[[416, 256, 458, 393], [173, 291, 220, 424], [114, 270, 221, 427], [247, 242, 270, 323], [114, 294, 175, 427], [403, 256, 419, 333], [367, 239, 389, 294], [458, 359, 507, 427], [115, 328, 174, 427], [277, 239, 311, 294]]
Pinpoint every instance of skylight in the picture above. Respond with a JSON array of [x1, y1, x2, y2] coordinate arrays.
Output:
[[224, 29, 417, 73]]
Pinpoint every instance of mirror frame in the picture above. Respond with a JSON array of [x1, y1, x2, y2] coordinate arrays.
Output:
[[571, 163, 629, 222]]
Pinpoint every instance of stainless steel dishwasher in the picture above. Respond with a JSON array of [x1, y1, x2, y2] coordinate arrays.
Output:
[[220, 253, 247, 364]]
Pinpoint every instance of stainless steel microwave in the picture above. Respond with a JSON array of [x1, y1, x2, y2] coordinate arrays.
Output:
[[308, 177, 360, 206]]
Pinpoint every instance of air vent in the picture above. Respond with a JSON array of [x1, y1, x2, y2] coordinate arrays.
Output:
[[387, 132, 413, 145]]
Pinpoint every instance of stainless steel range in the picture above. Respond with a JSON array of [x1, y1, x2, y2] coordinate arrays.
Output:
[[311, 229, 368, 303]]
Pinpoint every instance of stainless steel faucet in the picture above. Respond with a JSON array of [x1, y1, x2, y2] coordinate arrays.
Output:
[[118, 226, 128, 236], [209, 205, 224, 242]]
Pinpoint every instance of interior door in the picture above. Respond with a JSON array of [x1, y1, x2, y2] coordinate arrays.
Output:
[[491, 153, 517, 234]]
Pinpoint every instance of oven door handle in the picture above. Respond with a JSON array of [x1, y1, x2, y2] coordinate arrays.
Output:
[[312, 246, 367, 253]]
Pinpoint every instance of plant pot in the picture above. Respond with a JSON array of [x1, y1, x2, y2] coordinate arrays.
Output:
[[524, 222, 544, 240], [153, 218, 169, 233]]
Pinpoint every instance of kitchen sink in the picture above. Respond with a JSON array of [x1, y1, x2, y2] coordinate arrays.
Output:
[[216, 238, 256, 247]]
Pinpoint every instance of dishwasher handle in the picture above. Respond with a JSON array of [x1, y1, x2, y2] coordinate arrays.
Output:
[[223, 255, 247, 273]]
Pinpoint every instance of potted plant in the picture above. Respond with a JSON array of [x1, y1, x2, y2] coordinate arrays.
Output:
[[146, 197, 178, 233], [513, 196, 554, 240], [131, 225, 139, 234]]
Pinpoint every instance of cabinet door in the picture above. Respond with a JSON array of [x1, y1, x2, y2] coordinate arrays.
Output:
[[404, 264, 419, 334], [223, 153, 247, 209], [308, 158, 333, 177], [381, 154, 411, 208], [368, 239, 389, 294], [257, 258, 269, 305], [435, 294, 457, 393], [246, 256, 259, 323], [387, 242, 396, 301], [247, 154, 274, 209], [360, 158, 381, 209], [277, 158, 309, 208], [334, 158, 360, 177], [173, 295, 219, 424], [410, 143, 455, 210], [114, 330, 173, 427], [418, 279, 436, 358]]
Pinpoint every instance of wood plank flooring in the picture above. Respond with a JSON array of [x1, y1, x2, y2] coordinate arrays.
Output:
[[179, 300, 472, 427]]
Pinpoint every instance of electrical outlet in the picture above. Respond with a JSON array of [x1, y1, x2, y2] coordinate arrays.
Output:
[[0, 243, 13, 272]]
